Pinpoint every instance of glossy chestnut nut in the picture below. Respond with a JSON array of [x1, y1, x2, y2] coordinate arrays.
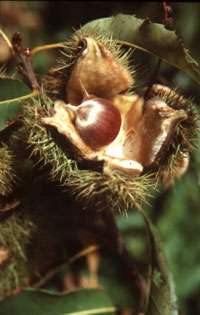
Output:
[[74, 98, 121, 149]]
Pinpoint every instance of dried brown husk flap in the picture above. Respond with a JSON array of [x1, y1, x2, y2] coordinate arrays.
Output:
[[66, 37, 133, 105]]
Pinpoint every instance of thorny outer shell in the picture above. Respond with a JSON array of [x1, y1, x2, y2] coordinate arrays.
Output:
[[42, 33, 192, 183], [42, 89, 188, 178], [158, 151, 190, 188], [126, 97, 188, 166]]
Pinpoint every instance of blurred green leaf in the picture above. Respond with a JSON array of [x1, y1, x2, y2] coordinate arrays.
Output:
[[0, 288, 115, 315], [117, 210, 178, 314], [0, 78, 33, 132], [83, 14, 200, 85], [117, 212, 146, 261], [0, 78, 30, 101], [0, 101, 22, 131], [157, 173, 200, 303], [138, 210, 178, 315], [94, 256, 137, 308], [33, 52, 54, 75]]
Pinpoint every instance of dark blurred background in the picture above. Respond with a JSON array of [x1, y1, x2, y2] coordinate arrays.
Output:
[[0, 2, 200, 315]]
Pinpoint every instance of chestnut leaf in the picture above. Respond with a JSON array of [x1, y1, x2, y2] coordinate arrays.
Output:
[[0, 288, 115, 315], [139, 209, 178, 315], [83, 14, 200, 85], [0, 78, 34, 132]]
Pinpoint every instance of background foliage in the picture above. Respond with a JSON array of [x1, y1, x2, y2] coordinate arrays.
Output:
[[0, 2, 200, 315]]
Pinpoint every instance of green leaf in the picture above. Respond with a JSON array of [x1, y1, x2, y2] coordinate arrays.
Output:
[[157, 174, 200, 302], [0, 78, 35, 132], [0, 78, 30, 101], [0, 101, 22, 131], [0, 288, 116, 315], [139, 210, 178, 315], [117, 210, 177, 314], [80, 256, 138, 309], [83, 14, 200, 85]]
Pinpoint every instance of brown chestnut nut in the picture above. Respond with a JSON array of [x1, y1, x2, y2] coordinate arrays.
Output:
[[70, 98, 122, 149]]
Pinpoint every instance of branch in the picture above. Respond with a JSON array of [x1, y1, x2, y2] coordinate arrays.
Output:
[[33, 245, 99, 288], [11, 32, 40, 92], [31, 43, 65, 55]]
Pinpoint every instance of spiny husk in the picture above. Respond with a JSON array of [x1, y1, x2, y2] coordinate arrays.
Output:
[[156, 149, 189, 187], [175, 105, 199, 152], [0, 144, 16, 196], [151, 86, 199, 184], [23, 95, 78, 174], [68, 170, 155, 214], [61, 27, 134, 76], [150, 84, 199, 152], [23, 95, 155, 212], [43, 27, 135, 100], [0, 212, 34, 298]]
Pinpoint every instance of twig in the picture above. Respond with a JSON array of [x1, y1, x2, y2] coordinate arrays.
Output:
[[33, 244, 99, 288], [0, 90, 38, 106], [11, 32, 40, 92], [31, 43, 65, 55], [0, 29, 14, 53]]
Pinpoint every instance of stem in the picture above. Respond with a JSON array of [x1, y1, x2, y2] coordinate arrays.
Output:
[[11, 32, 40, 92], [31, 43, 65, 55], [0, 90, 38, 105], [116, 40, 148, 53], [33, 245, 99, 288], [0, 29, 14, 53]]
